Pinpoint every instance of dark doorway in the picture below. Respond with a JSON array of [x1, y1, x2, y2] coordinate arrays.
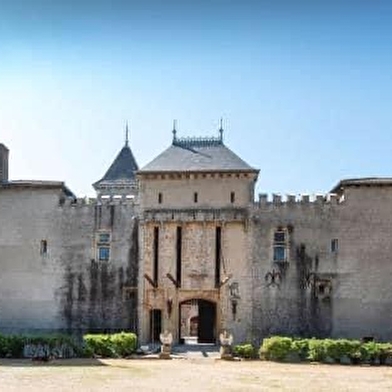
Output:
[[150, 309, 162, 342], [198, 300, 216, 343], [179, 299, 216, 344]]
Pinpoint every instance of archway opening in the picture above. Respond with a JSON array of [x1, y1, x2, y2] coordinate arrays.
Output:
[[179, 299, 216, 344]]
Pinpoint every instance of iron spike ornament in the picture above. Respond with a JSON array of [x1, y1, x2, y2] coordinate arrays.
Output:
[[125, 122, 129, 146]]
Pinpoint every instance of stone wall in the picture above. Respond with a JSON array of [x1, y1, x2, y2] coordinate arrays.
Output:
[[249, 199, 338, 344], [0, 187, 66, 333], [138, 173, 257, 210], [2, 173, 392, 344], [332, 186, 392, 341], [0, 188, 139, 335]]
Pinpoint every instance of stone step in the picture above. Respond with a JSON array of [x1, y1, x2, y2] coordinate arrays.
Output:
[[172, 344, 220, 359]]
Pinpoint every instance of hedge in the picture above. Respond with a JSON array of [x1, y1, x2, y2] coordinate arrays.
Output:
[[0, 334, 80, 358], [260, 336, 392, 365], [83, 332, 137, 358], [233, 343, 258, 359]]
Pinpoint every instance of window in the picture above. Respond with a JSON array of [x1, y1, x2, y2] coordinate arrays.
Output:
[[273, 246, 286, 261], [331, 239, 339, 253], [158, 192, 163, 204], [273, 229, 287, 262], [96, 232, 110, 261], [98, 247, 110, 261], [230, 192, 235, 203], [99, 233, 110, 243], [274, 231, 286, 243], [40, 240, 48, 255], [194, 192, 198, 203], [315, 280, 332, 298]]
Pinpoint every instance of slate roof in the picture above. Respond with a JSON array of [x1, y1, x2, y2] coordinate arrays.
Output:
[[331, 177, 392, 193], [139, 136, 258, 173], [0, 180, 75, 197], [93, 144, 139, 188]]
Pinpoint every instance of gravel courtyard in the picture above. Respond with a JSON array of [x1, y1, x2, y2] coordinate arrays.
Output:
[[1, 358, 392, 391]]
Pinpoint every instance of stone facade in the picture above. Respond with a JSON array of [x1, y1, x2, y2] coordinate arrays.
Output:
[[0, 187, 138, 335], [1, 133, 392, 345]]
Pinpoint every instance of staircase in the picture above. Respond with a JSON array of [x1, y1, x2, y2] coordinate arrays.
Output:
[[172, 344, 220, 359]]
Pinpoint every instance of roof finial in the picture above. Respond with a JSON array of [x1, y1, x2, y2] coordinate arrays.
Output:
[[172, 119, 177, 142], [219, 117, 224, 141], [125, 121, 129, 146]]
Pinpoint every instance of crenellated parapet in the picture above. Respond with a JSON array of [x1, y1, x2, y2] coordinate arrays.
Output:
[[255, 193, 343, 209], [59, 195, 138, 208]]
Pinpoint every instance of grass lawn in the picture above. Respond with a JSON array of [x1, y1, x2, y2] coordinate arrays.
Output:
[[1, 358, 392, 391]]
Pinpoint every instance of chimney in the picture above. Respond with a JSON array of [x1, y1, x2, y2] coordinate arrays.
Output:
[[0, 144, 9, 182]]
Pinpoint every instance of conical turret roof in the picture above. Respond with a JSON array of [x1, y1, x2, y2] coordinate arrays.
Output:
[[93, 139, 139, 194], [96, 145, 138, 184]]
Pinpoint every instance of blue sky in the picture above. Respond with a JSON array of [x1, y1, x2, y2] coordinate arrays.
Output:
[[1, 0, 392, 196]]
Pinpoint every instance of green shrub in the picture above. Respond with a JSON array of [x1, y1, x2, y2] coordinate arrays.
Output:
[[292, 339, 309, 361], [362, 342, 392, 364], [110, 332, 138, 357], [307, 339, 327, 362], [83, 334, 115, 357], [260, 336, 293, 361], [233, 343, 257, 359], [321, 339, 360, 363], [0, 334, 7, 357], [83, 332, 137, 358], [0, 334, 81, 358], [378, 343, 392, 364], [4, 335, 26, 358], [260, 336, 392, 365]]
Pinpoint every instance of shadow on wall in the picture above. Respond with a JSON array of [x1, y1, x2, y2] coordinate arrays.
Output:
[[57, 221, 139, 334]]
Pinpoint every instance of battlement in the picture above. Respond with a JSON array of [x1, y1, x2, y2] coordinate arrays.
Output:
[[60, 194, 137, 208], [255, 193, 344, 208]]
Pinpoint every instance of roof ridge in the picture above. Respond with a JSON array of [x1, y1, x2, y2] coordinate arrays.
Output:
[[173, 136, 223, 148]]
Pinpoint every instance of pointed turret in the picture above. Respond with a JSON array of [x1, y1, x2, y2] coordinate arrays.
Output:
[[93, 125, 139, 198]]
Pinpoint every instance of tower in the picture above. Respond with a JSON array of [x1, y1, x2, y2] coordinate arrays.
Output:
[[93, 125, 139, 198], [0, 144, 9, 182]]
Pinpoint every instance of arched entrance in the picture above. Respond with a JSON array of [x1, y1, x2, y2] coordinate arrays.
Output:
[[179, 299, 216, 344]]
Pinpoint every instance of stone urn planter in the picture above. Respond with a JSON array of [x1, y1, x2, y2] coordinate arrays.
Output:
[[219, 331, 234, 360], [159, 330, 173, 359]]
